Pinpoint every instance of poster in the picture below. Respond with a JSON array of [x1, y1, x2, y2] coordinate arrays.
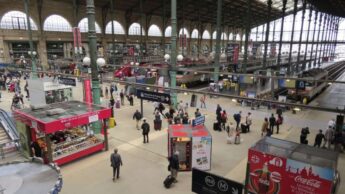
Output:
[[247, 149, 334, 194], [282, 159, 334, 194], [247, 149, 286, 194], [192, 136, 212, 171], [84, 79, 92, 104]]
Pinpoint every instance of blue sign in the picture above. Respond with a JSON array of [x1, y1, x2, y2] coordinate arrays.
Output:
[[192, 115, 205, 127], [296, 80, 306, 90]]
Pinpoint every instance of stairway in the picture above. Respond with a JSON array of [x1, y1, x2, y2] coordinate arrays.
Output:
[[0, 127, 10, 145]]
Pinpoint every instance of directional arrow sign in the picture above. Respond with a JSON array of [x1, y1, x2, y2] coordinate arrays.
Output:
[[136, 89, 171, 104]]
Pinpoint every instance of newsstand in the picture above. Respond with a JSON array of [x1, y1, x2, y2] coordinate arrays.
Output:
[[13, 101, 111, 166]]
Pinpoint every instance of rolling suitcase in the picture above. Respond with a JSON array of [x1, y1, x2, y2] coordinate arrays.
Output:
[[164, 175, 175, 188], [213, 122, 220, 131], [115, 100, 120, 109], [241, 123, 248, 133], [154, 120, 162, 130]]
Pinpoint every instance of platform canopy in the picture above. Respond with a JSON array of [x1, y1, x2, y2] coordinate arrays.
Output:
[[56, 0, 305, 29]]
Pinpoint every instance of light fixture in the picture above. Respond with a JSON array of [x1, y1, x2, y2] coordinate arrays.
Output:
[[231, 99, 237, 102], [293, 107, 301, 112], [130, 62, 134, 66], [32, 51, 37, 56], [328, 82, 332, 85], [135, 62, 139, 66], [220, 53, 227, 59], [96, 58, 106, 67], [146, 87, 150, 90], [83, 57, 91, 66], [164, 54, 170, 61], [177, 54, 184, 62], [286, 79, 290, 82], [184, 92, 188, 95]]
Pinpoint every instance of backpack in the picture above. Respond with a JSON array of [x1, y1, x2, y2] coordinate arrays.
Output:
[[142, 123, 150, 133], [233, 114, 240, 122]]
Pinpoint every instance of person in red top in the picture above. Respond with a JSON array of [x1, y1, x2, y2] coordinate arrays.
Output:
[[221, 110, 228, 130]]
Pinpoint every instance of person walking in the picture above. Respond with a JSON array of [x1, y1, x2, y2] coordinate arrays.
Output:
[[314, 130, 325, 148], [120, 90, 125, 105], [216, 104, 222, 117], [334, 130, 343, 152], [245, 112, 252, 132], [324, 127, 334, 149], [110, 148, 123, 181], [200, 95, 206, 108], [300, 127, 310, 144], [221, 110, 228, 130], [168, 151, 180, 182], [269, 114, 276, 133], [109, 96, 115, 118], [261, 118, 269, 137], [328, 119, 335, 129], [133, 110, 142, 130], [233, 111, 242, 130], [141, 119, 150, 143], [128, 95, 134, 106], [276, 114, 283, 134]]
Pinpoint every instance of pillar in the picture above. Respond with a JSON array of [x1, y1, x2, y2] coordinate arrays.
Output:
[[296, 0, 306, 71], [38, 37, 48, 70], [287, 0, 298, 75], [242, 0, 252, 73], [262, 0, 272, 68], [303, 5, 313, 69], [213, 0, 223, 83], [110, 0, 116, 64], [277, 0, 287, 66], [0, 36, 11, 63], [309, 10, 318, 68], [170, 0, 177, 107], [314, 13, 324, 67], [24, 0, 38, 78]]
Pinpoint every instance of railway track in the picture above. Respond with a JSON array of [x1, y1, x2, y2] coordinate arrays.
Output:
[[324, 61, 345, 81]]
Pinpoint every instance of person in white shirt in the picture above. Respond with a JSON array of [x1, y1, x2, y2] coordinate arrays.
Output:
[[328, 119, 335, 129]]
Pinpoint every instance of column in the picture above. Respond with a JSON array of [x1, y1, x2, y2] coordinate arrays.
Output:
[[296, 0, 306, 71], [38, 37, 48, 70], [287, 0, 298, 75], [213, 0, 223, 83], [110, 0, 116, 64], [24, 0, 37, 78], [309, 10, 318, 68], [314, 13, 324, 67], [277, 0, 287, 66], [303, 5, 312, 69], [262, 0, 272, 68], [170, 0, 177, 107], [242, 0, 252, 73], [0, 36, 11, 63]]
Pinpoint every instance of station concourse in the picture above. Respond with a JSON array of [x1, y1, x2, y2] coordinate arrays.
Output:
[[0, 0, 345, 194]]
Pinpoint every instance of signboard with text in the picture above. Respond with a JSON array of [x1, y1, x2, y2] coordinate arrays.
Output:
[[58, 77, 77, 86], [136, 89, 171, 104], [192, 168, 243, 194], [192, 116, 205, 127], [247, 149, 334, 194]]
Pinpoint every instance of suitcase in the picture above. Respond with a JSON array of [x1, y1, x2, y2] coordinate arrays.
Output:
[[115, 100, 120, 109], [154, 120, 162, 130], [213, 122, 220, 131], [241, 124, 248, 133], [164, 175, 175, 188]]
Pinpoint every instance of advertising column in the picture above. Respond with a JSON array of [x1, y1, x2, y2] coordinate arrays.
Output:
[[192, 136, 211, 171]]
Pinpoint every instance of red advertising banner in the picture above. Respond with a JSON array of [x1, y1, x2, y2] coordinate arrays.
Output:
[[84, 79, 92, 104], [247, 149, 334, 194]]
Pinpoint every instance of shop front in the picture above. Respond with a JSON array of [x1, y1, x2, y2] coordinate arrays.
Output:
[[168, 124, 212, 171], [13, 101, 111, 166]]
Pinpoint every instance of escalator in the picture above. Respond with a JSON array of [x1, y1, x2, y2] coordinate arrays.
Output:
[[0, 109, 20, 159]]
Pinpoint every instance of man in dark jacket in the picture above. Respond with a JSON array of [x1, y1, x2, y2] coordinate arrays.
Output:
[[314, 129, 325, 148], [110, 148, 123, 181], [133, 110, 142, 130], [269, 114, 276, 133], [168, 151, 180, 182], [141, 119, 150, 143], [300, 127, 310, 144]]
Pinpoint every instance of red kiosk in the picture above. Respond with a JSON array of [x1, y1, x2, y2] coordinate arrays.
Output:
[[13, 101, 111, 165], [168, 121, 212, 171]]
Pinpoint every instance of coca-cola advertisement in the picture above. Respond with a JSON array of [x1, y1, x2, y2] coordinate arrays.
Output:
[[247, 149, 334, 194], [283, 159, 334, 194], [247, 149, 286, 194]]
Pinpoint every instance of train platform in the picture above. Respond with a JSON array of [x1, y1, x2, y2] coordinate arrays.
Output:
[[0, 79, 343, 194], [313, 71, 345, 109]]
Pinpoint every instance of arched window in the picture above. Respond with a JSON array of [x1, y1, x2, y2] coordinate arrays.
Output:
[[105, 20, 125, 34], [202, 30, 211, 40], [212, 31, 217, 39], [147, 24, 162, 37], [179, 28, 189, 38], [191, 29, 199, 39], [0, 11, 37, 30], [164, 26, 171, 37], [236, 34, 241, 41], [78, 18, 101, 33], [229, 33, 234, 40], [43, 15, 72, 32], [222, 32, 227, 40], [128, 23, 145, 35]]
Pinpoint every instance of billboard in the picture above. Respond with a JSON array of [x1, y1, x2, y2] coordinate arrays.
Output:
[[247, 149, 334, 194]]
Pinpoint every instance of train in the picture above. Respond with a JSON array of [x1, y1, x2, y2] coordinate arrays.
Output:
[[287, 68, 328, 102]]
